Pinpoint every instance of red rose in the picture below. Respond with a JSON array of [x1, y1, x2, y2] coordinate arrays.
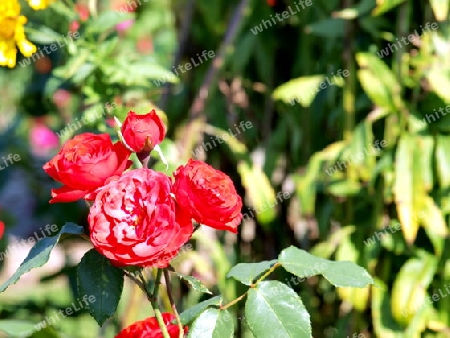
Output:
[[43, 133, 131, 204], [115, 313, 188, 338], [121, 110, 166, 153], [88, 169, 193, 267], [173, 159, 243, 233]]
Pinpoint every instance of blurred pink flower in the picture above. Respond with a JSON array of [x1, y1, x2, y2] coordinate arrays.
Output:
[[30, 121, 59, 157], [0, 221, 4, 239], [53, 89, 71, 109], [105, 118, 117, 128], [116, 19, 134, 33]]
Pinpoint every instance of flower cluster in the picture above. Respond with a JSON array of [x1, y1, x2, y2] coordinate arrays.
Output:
[[0, 0, 54, 68], [43, 109, 243, 268], [44, 110, 243, 336]]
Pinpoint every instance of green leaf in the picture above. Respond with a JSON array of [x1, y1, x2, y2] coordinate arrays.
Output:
[[175, 273, 212, 294], [52, 49, 91, 79], [178, 296, 222, 325], [427, 67, 450, 104], [394, 134, 424, 244], [371, 279, 404, 337], [0, 222, 84, 293], [202, 125, 278, 225], [279, 246, 373, 288], [226, 260, 278, 285], [372, 0, 407, 15], [349, 121, 377, 181], [77, 249, 124, 326], [188, 309, 234, 338], [326, 180, 362, 197], [0, 320, 35, 337], [356, 53, 403, 111], [332, 0, 376, 19], [273, 75, 325, 107], [85, 11, 134, 34], [391, 253, 438, 326], [417, 135, 434, 191], [335, 233, 370, 311], [435, 135, 450, 188], [237, 161, 278, 224], [245, 281, 312, 338], [305, 18, 346, 38], [26, 27, 62, 44], [310, 226, 356, 259], [420, 195, 447, 256]]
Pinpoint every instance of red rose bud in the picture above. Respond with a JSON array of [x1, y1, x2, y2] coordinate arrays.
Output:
[[173, 159, 243, 233], [115, 313, 188, 338], [69, 20, 80, 34], [43, 133, 132, 204], [75, 4, 90, 21], [121, 110, 166, 153], [88, 169, 193, 268]]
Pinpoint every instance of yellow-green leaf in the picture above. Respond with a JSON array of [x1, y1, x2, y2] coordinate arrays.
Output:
[[273, 75, 325, 107], [391, 254, 437, 326], [372, 0, 407, 15], [394, 135, 425, 244], [435, 135, 450, 188], [429, 0, 449, 21]]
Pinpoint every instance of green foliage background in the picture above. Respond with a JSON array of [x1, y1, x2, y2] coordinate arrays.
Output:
[[1, 0, 450, 337]]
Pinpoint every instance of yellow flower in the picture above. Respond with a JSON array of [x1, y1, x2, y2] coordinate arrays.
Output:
[[27, 0, 55, 10], [0, 39, 17, 68], [0, 1, 20, 18], [0, 0, 37, 68]]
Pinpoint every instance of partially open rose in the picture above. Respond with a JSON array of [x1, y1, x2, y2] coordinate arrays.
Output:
[[43, 133, 131, 203], [88, 169, 193, 267], [173, 159, 243, 233]]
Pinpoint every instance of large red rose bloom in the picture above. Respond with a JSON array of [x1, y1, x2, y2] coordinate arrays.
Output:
[[88, 169, 193, 267]]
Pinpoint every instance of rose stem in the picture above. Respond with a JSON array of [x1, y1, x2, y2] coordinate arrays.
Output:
[[123, 270, 152, 303], [148, 269, 171, 338], [137, 151, 151, 168], [163, 269, 184, 338]]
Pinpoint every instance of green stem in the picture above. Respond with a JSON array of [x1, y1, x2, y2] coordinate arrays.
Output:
[[149, 269, 171, 338], [163, 270, 184, 338], [343, 0, 356, 224]]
